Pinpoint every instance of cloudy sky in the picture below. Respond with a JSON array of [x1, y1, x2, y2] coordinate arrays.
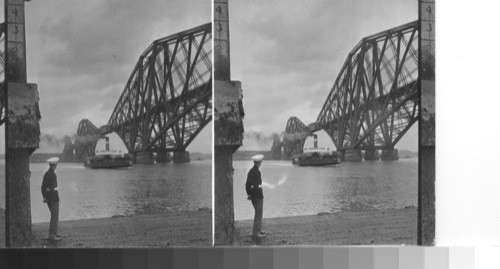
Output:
[[229, 0, 418, 151], [0, 0, 211, 153]]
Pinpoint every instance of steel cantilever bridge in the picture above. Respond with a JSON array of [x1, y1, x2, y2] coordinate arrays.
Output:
[[283, 21, 419, 161], [75, 23, 212, 163]]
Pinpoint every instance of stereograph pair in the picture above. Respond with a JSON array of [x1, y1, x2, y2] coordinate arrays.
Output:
[[0, 0, 434, 248]]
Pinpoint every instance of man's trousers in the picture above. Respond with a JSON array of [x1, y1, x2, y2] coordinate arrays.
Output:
[[251, 198, 263, 236], [47, 201, 59, 239]]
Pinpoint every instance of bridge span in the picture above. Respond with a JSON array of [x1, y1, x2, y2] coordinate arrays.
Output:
[[75, 23, 212, 163], [283, 21, 419, 161]]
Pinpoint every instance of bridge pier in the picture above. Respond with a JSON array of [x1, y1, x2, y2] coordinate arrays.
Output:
[[173, 151, 190, 163], [135, 152, 155, 164], [343, 149, 363, 162], [155, 152, 172, 163], [364, 149, 380, 161], [381, 148, 399, 161]]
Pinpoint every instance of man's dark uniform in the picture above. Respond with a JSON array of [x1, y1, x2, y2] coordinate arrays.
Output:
[[41, 167, 59, 239], [246, 164, 263, 236]]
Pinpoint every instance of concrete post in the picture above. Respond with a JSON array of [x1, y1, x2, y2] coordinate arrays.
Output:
[[6, 149, 32, 246], [419, 0, 436, 246], [214, 0, 245, 245], [214, 147, 235, 245], [214, 80, 243, 245], [5, 0, 39, 247]]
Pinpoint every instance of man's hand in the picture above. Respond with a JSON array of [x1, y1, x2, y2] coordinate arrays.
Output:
[[43, 198, 47, 203], [247, 195, 252, 200]]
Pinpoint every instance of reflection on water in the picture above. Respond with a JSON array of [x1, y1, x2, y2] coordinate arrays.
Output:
[[233, 159, 417, 220], [0, 161, 211, 223]]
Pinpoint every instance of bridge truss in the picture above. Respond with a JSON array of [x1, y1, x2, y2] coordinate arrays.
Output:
[[76, 23, 212, 160], [284, 21, 419, 156], [74, 119, 104, 160], [282, 117, 310, 159]]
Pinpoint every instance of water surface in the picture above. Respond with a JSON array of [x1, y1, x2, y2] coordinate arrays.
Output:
[[234, 158, 417, 220], [1, 160, 211, 223]]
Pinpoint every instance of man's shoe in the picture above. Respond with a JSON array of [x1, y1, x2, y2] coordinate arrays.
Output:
[[253, 233, 265, 239], [48, 237, 62, 242], [259, 231, 266, 235]]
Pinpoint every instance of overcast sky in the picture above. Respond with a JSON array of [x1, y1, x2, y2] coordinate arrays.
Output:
[[230, 0, 418, 151], [0, 0, 211, 154]]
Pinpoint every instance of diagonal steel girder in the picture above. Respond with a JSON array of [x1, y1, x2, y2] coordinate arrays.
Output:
[[315, 21, 419, 150], [106, 23, 212, 153]]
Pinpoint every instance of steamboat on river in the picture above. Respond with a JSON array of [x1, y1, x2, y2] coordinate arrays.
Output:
[[84, 150, 133, 169], [84, 137, 132, 169], [292, 147, 341, 166], [292, 134, 341, 166]]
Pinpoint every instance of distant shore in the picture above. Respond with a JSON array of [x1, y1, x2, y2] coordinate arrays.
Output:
[[22, 152, 212, 163], [234, 207, 417, 246], [0, 209, 211, 247], [233, 150, 418, 160]]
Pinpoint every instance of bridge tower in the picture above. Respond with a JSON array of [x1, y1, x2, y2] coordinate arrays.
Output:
[[282, 117, 310, 160]]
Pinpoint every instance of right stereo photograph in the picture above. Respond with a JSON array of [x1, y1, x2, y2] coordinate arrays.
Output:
[[214, 0, 435, 246]]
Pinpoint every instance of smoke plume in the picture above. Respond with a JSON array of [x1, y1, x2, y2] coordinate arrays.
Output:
[[36, 133, 67, 153], [242, 130, 282, 151]]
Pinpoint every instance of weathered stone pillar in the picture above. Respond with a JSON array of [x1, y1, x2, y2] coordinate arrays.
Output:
[[135, 152, 154, 164], [214, 80, 244, 245], [5, 0, 39, 246], [214, 147, 235, 244], [6, 84, 39, 246], [155, 152, 171, 163], [419, 0, 436, 246], [173, 151, 190, 163], [344, 149, 363, 162], [6, 149, 33, 246], [381, 148, 399, 161], [364, 149, 380, 161], [214, 0, 244, 245]]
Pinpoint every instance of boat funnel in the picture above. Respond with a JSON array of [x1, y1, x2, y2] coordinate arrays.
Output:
[[105, 136, 110, 151], [313, 134, 318, 148]]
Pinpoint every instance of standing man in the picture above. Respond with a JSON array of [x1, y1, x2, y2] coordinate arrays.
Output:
[[41, 157, 62, 242], [246, 154, 265, 239]]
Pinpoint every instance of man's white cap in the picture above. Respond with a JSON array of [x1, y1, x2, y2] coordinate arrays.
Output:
[[47, 157, 59, 164], [251, 154, 264, 162]]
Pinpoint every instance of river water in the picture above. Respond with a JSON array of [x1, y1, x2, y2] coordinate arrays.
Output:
[[0, 158, 417, 223], [233, 158, 417, 220], [0, 160, 211, 223]]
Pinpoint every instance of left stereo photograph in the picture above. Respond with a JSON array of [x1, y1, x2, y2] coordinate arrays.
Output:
[[1, 0, 213, 247]]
